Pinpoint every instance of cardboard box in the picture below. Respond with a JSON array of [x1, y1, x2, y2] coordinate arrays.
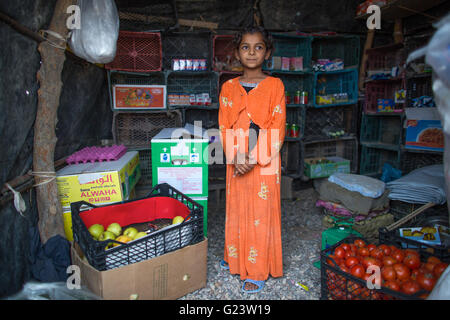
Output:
[[405, 108, 444, 152], [71, 239, 208, 300], [56, 151, 141, 210], [112, 84, 167, 110], [304, 156, 350, 179]]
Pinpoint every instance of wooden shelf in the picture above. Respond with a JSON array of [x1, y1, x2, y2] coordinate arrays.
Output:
[[355, 0, 447, 22]]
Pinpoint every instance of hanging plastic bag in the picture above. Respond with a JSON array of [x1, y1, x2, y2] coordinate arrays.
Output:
[[68, 0, 119, 64]]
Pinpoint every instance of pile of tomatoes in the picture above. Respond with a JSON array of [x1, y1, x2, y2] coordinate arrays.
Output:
[[325, 238, 448, 300]]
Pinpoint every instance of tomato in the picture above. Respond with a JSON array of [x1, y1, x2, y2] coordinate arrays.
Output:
[[404, 249, 420, 260], [357, 247, 370, 257], [378, 244, 391, 256], [349, 244, 357, 254], [403, 253, 421, 270], [370, 248, 384, 260], [362, 256, 382, 269], [344, 250, 353, 259], [381, 266, 397, 281], [417, 272, 437, 292], [354, 239, 366, 248], [384, 279, 401, 292], [367, 244, 377, 252], [411, 268, 425, 280], [433, 263, 448, 278], [424, 262, 437, 273], [427, 256, 441, 265], [350, 264, 365, 279], [389, 245, 398, 253], [341, 243, 350, 252], [392, 250, 405, 262], [345, 256, 359, 268], [382, 256, 397, 267], [334, 246, 346, 259], [401, 280, 421, 295], [393, 263, 411, 281], [339, 264, 350, 273], [326, 255, 339, 267]]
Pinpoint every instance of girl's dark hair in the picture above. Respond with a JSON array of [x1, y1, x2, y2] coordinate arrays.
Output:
[[233, 26, 274, 58]]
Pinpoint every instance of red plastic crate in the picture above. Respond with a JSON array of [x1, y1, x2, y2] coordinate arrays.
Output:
[[106, 31, 162, 72], [364, 80, 405, 114], [366, 43, 404, 72], [213, 35, 239, 72]]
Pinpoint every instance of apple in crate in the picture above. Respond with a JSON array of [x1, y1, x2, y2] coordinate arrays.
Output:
[[123, 227, 138, 239], [88, 224, 104, 240], [133, 231, 147, 240], [107, 222, 122, 237]]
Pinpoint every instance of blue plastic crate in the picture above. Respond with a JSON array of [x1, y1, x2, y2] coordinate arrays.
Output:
[[313, 68, 359, 108]]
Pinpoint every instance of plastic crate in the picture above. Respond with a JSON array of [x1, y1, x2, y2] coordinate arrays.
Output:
[[400, 150, 443, 175], [366, 43, 405, 72], [312, 35, 361, 68], [286, 107, 305, 140], [379, 225, 450, 263], [313, 68, 358, 108], [275, 72, 314, 106], [166, 71, 219, 108], [302, 137, 358, 174], [264, 33, 312, 71], [131, 148, 152, 186], [321, 236, 426, 300], [359, 145, 401, 176], [218, 72, 241, 92], [182, 108, 219, 130], [113, 111, 183, 149], [360, 113, 403, 147], [281, 140, 302, 176], [389, 200, 448, 224], [71, 183, 204, 271], [105, 31, 162, 72], [406, 75, 433, 106], [213, 34, 240, 72], [364, 79, 405, 114], [162, 31, 212, 71], [304, 104, 357, 142], [107, 70, 166, 111]]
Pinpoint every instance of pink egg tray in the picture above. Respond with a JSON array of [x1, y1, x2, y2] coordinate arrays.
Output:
[[66, 145, 128, 165]]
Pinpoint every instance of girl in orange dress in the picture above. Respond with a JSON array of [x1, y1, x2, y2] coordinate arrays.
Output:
[[218, 26, 286, 293]]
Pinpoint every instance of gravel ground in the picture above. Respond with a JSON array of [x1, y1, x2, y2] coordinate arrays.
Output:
[[180, 187, 326, 300]]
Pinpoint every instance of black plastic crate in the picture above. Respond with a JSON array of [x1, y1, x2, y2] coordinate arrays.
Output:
[[303, 104, 357, 142], [321, 236, 426, 300], [360, 113, 404, 147], [312, 35, 361, 68], [71, 183, 204, 271], [162, 31, 212, 71], [389, 200, 448, 224], [400, 150, 443, 175]]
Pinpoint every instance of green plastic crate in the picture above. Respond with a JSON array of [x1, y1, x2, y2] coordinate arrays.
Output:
[[360, 113, 404, 148], [359, 144, 401, 177], [312, 35, 361, 68], [264, 33, 312, 71]]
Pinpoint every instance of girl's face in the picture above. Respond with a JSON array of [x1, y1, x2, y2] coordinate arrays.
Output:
[[235, 32, 271, 70]]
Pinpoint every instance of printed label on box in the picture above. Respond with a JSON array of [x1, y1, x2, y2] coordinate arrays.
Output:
[[157, 167, 203, 194], [113, 85, 166, 109]]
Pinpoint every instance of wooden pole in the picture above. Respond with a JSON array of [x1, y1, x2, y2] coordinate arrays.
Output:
[[358, 29, 375, 92], [33, 0, 74, 243]]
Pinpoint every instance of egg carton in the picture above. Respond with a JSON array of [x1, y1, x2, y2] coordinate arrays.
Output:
[[66, 145, 128, 165]]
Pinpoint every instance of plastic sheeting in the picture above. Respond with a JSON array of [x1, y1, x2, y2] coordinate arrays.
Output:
[[68, 0, 119, 63], [328, 173, 386, 199], [386, 165, 447, 205]]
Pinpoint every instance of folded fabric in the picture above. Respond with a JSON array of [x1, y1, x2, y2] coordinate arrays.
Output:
[[316, 199, 389, 222], [328, 173, 386, 198], [386, 164, 447, 205]]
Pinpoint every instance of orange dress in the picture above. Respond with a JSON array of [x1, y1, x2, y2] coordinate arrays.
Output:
[[218, 76, 286, 281]]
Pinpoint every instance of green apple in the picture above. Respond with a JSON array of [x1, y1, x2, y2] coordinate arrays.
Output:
[[172, 216, 184, 225], [123, 227, 138, 239], [98, 230, 116, 242], [107, 222, 122, 237], [133, 231, 147, 240], [88, 224, 104, 240]]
